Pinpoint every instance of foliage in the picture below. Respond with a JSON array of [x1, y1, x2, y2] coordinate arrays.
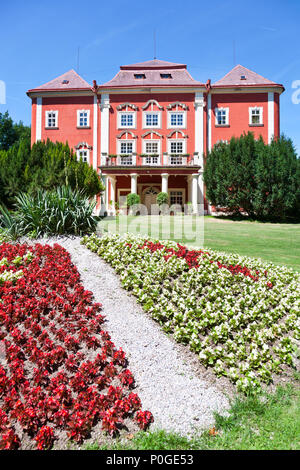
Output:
[[0, 111, 30, 151], [156, 192, 169, 206], [0, 242, 152, 449], [204, 133, 300, 219], [82, 233, 300, 394], [0, 139, 104, 206], [126, 193, 140, 207], [0, 186, 99, 237], [86, 383, 300, 450]]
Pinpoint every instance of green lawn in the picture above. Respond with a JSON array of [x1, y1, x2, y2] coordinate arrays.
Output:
[[86, 383, 300, 450], [97, 215, 300, 271]]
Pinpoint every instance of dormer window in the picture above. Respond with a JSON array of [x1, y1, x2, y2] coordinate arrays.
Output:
[[134, 74, 146, 79], [160, 73, 172, 79]]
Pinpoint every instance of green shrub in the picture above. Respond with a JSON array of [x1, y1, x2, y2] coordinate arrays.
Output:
[[126, 193, 140, 207], [157, 192, 169, 206], [0, 186, 98, 238], [0, 139, 104, 206], [203, 133, 300, 220]]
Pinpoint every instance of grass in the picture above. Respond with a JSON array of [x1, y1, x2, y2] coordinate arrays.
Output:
[[86, 382, 300, 450], [98, 215, 300, 271]]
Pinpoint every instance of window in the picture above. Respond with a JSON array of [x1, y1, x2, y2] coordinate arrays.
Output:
[[249, 107, 263, 125], [161, 73, 172, 79], [168, 111, 186, 128], [145, 142, 159, 154], [145, 113, 159, 127], [118, 112, 135, 128], [77, 110, 90, 128], [145, 155, 159, 165], [170, 141, 184, 154], [77, 149, 89, 163], [134, 74, 146, 79], [170, 191, 183, 206], [215, 108, 229, 126], [46, 111, 58, 128], [120, 142, 133, 155]]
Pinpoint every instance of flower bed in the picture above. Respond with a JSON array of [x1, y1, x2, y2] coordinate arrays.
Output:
[[82, 233, 300, 393], [0, 242, 152, 450]]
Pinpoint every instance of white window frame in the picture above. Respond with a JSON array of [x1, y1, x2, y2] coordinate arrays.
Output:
[[142, 139, 161, 155], [167, 111, 186, 129], [76, 148, 90, 163], [215, 107, 229, 126], [118, 139, 135, 155], [249, 106, 263, 125], [77, 109, 90, 128], [168, 139, 186, 155], [143, 111, 161, 129], [117, 111, 136, 129], [45, 110, 58, 128]]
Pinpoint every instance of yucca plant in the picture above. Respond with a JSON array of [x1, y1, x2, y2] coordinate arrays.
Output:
[[0, 186, 99, 238]]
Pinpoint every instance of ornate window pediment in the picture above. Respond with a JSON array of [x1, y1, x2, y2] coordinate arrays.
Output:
[[167, 101, 188, 110], [117, 102, 138, 111], [167, 130, 187, 139], [75, 141, 92, 150], [142, 99, 163, 110], [116, 131, 137, 139]]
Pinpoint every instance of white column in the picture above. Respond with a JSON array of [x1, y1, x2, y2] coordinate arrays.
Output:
[[36, 97, 42, 142], [131, 173, 138, 193], [100, 93, 110, 161], [268, 92, 275, 144], [194, 92, 204, 166], [109, 176, 116, 214], [161, 173, 169, 193], [93, 95, 98, 170], [192, 173, 199, 214], [207, 93, 212, 152]]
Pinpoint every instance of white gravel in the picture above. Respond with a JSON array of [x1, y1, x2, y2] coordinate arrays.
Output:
[[39, 236, 229, 437]]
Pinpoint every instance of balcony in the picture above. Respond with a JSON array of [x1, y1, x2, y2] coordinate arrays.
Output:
[[101, 154, 199, 167]]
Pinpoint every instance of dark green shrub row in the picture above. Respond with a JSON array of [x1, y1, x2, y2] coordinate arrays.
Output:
[[203, 133, 300, 219]]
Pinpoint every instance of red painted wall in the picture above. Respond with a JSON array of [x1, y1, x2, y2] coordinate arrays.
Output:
[[40, 95, 95, 165], [211, 93, 269, 146], [108, 93, 196, 164]]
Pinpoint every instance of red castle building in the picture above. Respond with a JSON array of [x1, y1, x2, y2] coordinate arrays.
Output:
[[27, 59, 284, 214]]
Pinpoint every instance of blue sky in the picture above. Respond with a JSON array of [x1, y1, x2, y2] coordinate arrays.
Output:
[[1, 0, 300, 152]]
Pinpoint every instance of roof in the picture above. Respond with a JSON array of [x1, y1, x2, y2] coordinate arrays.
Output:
[[213, 64, 283, 88], [120, 59, 187, 70], [27, 69, 91, 93], [100, 59, 204, 88]]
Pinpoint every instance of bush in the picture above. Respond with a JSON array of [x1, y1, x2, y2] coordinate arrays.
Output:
[[203, 133, 300, 219], [0, 186, 98, 238], [127, 193, 140, 207], [0, 139, 104, 206], [157, 192, 169, 206]]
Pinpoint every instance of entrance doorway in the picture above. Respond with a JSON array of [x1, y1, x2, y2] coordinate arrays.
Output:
[[143, 186, 159, 213]]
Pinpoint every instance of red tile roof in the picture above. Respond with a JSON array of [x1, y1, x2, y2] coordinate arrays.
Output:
[[100, 59, 204, 88], [213, 64, 282, 88], [27, 69, 91, 93]]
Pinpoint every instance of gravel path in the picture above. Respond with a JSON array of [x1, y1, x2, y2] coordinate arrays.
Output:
[[40, 236, 229, 437]]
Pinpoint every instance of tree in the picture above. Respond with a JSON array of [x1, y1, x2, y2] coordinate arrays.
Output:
[[0, 111, 18, 151], [0, 139, 104, 206], [204, 133, 300, 220], [253, 136, 300, 218], [203, 132, 258, 216]]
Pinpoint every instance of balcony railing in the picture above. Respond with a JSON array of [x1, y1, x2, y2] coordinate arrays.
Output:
[[101, 154, 198, 167]]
